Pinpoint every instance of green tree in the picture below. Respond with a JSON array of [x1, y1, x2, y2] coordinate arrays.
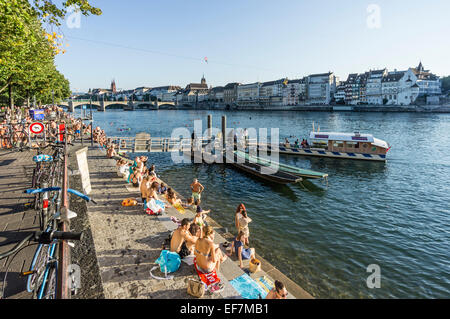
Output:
[[441, 76, 450, 93], [0, 0, 101, 107]]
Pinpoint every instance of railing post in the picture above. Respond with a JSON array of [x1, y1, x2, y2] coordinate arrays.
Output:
[[57, 128, 70, 299], [222, 115, 227, 150], [207, 114, 212, 141]]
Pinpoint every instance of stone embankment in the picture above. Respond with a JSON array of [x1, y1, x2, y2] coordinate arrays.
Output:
[[71, 144, 313, 299]]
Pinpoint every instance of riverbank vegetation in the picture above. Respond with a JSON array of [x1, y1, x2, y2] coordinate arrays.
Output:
[[0, 0, 101, 107]]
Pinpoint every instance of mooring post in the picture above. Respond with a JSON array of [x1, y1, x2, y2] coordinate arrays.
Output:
[[221, 115, 226, 151], [207, 114, 212, 141]]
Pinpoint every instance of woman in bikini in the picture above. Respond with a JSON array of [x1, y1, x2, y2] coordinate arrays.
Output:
[[194, 226, 227, 273]]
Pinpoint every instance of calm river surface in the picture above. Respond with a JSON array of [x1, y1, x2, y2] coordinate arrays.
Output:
[[79, 109, 450, 298]]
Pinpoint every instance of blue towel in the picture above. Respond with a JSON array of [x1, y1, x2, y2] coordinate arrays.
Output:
[[229, 274, 268, 299]]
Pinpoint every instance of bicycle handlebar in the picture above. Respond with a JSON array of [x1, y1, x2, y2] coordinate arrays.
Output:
[[50, 231, 83, 241], [67, 188, 96, 204], [24, 188, 96, 203], [0, 231, 83, 260]]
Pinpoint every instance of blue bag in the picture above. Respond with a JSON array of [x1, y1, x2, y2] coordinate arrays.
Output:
[[150, 250, 181, 280]]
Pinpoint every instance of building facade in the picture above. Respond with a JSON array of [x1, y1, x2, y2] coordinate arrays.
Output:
[[306, 72, 337, 105], [181, 76, 209, 104], [223, 82, 240, 105], [366, 69, 388, 105], [411, 62, 441, 96], [382, 69, 419, 105], [259, 79, 286, 107], [237, 82, 261, 106]]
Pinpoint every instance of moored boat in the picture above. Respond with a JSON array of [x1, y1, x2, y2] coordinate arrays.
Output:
[[235, 150, 328, 179], [229, 151, 302, 184], [259, 131, 390, 162]]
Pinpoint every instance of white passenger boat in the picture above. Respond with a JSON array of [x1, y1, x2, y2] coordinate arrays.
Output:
[[259, 131, 391, 162]]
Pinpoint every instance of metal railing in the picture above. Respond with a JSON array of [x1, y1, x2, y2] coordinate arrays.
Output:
[[110, 136, 259, 154]]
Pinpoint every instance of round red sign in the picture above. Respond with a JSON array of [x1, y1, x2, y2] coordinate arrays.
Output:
[[30, 122, 44, 134]]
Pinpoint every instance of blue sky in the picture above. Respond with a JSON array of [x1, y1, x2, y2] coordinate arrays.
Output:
[[54, 0, 450, 92]]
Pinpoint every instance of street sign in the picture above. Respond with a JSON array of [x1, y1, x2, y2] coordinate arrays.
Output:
[[58, 123, 65, 142], [30, 122, 44, 134]]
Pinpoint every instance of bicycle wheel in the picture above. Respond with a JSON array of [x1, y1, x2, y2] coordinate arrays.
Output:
[[38, 243, 57, 299], [42, 261, 58, 299], [27, 244, 51, 298]]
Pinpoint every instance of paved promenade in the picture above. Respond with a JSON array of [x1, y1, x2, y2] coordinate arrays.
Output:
[[0, 150, 37, 298], [80, 145, 313, 299]]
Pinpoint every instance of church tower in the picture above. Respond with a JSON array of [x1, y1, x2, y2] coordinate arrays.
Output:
[[201, 74, 206, 85], [111, 79, 117, 93]]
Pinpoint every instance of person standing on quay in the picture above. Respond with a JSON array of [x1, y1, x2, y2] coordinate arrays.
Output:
[[235, 203, 246, 233], [190, 178, 204, 202], [238, 210, 252, 246]]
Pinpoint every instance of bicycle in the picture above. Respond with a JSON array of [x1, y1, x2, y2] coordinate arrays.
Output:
[[0, 230, 83, 299], [2, 188, 96, 299]]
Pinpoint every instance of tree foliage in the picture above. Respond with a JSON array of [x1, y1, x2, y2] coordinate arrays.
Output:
[[441, 76, 450, 93], [0, 0, 100, 106]]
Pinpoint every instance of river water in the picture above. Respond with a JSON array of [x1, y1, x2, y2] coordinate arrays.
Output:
[[78, 109, 450, 298]]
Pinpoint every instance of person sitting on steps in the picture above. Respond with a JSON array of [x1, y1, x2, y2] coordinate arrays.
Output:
[[170, 218, 197, 259], [194, 226, 227, 273]]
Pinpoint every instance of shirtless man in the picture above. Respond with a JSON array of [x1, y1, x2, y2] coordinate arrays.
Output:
[[170, 218, 197, 259], [140, 176, 150, 203], [186, 223, 201, 255], [190, 178, 204, 202], [265, 280, 288, 299], [74, 120, 82, 138]]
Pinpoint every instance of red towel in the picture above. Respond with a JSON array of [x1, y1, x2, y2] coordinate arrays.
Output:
[[193, 258, 220, 286]]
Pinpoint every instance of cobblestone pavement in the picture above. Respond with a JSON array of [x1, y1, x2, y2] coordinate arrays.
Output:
[[0, 150, 38, 299], [82, 145, 312, 299]]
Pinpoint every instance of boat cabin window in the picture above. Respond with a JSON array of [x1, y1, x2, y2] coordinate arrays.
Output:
[[333, 141, 344, 148], [346, 142, 359, 149]]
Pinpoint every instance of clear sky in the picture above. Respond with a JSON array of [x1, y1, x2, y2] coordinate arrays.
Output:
[[54, 0, 450, 92]]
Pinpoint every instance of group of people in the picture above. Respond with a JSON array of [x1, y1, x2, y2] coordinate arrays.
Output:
[[107, 124, 288, 299], [168, 200, 286, 298], [0, 105, 90, 148], [284, 137, 310, 149]]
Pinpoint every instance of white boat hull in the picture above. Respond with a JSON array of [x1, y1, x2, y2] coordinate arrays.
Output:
[[258, 145, 387, 162]]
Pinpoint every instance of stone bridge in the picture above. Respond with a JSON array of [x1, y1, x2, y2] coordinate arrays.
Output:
[[59, 100, 177, 112]]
